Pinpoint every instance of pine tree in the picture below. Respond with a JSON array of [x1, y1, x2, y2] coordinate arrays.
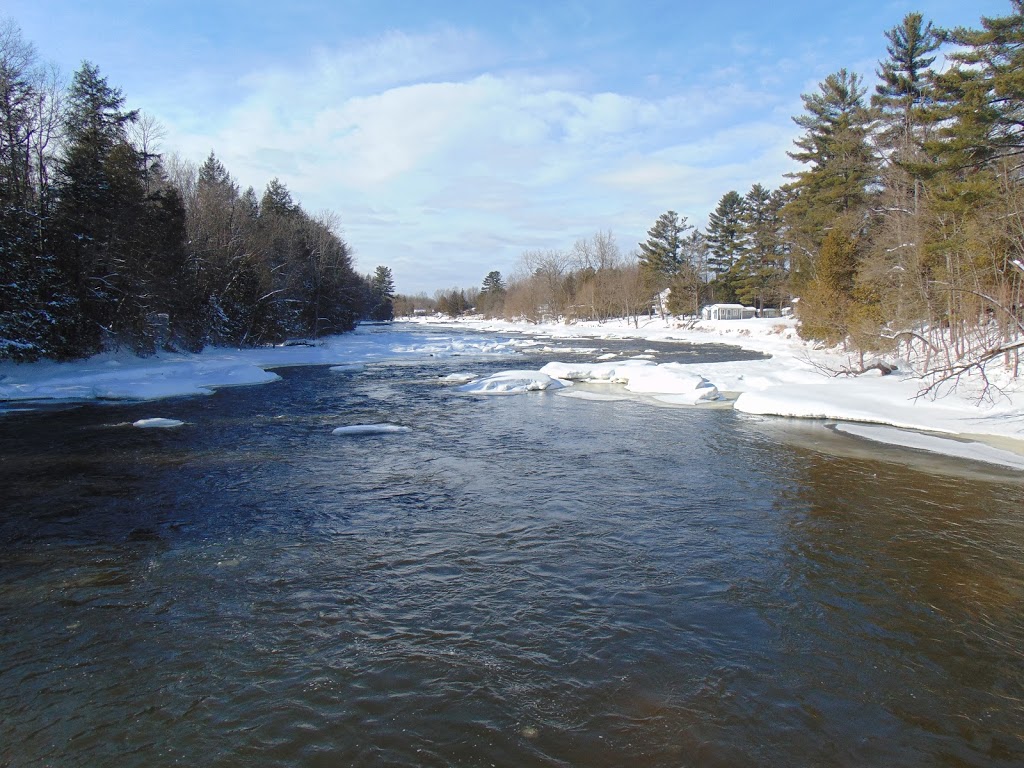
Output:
[[873, 13, 940, 154], [52, 61, 141, 355], [706, 190, 746, 277], [927, 2, 1024, 170], [637, 210, 691, 287], [735, 184, 787, 309], [367, 265, 395, 321], [783, 69, 876, 266]]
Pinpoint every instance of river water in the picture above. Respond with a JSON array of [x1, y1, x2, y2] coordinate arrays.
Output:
[[1, 325, 1022, 767]]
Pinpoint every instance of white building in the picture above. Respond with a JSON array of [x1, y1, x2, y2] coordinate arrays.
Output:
[[701, 303, 757, 320]]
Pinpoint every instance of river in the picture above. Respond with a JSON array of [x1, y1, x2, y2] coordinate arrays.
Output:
[[1, 325, 1022, 766]]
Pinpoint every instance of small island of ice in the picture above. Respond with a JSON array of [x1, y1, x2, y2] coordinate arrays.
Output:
[[458, 370, 568, 394], [133, 418, 184, 428], [331, 423, 412, 436], [540, 360, 719, 404]]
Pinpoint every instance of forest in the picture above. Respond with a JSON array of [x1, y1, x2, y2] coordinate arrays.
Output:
[[0, 21, 395, 362], [403, 5, 1024, 380]]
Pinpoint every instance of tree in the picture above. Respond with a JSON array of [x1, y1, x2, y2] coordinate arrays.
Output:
[[666, 230, 709, 316], [926, 2, 1024, 170], [783, 68, 876, 269], [873, 12, 940, 155], [735, 184, 788, 309], [478, 270, 506, 316], [367, 265, 395, 321], [0, 20, 60, 360], [481, 270, 505, 295], [796, 224, 859, 345], [705, 190, 746, 277], [638, 210, 691, 287], [52, 60, 142, 355]]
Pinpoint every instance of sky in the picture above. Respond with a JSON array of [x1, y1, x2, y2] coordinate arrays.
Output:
[[2, 1, 1012, 295]]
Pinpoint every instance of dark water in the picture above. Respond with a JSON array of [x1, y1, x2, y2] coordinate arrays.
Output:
[[1, 328, 1023, 767]]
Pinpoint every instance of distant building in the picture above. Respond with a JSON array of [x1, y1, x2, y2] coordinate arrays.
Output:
[[701, 303, 757, 320]]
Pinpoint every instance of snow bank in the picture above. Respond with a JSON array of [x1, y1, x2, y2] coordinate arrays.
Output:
[[0, 324, 519, 406], [331, 423, 412, 436], [409, 314, 1024, 466], [458, 370, 568, 394]]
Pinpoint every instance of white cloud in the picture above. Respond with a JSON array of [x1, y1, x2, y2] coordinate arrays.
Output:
[[159, 27, 808, 293]]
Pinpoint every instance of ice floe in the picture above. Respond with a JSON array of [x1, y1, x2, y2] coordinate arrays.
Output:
[[458, 370, 568, 394], [331, 423, 412, 436], [133, 418, 184, 428], [540, 360, 719, 404], [438, 372, 478, 384]]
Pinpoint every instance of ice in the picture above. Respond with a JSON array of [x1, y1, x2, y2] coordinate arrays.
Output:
[[133, 418, 184, 428], [329, 364, 366, 373], [457, 370, 568, 394], [438, 372, 477, 383], [540, 360, 719, 404], [331, 423, 412, 435], [833, 423, 1024, 469]]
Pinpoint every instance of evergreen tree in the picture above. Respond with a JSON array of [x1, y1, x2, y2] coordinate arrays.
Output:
[[637, 210, 692, 288], [736, 184, 787, 309], [783, 68, 876, 265], [796, 224, 859, 344], [481, 270, 505, 295], [927, 2, 1024, 170], [52, 61, 141, 355], [873, 12, 940, 154], [367, 265, 395, 321], [706, 190, 746, 277]]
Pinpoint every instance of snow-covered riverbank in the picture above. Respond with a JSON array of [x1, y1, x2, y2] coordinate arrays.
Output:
[[410, 314, 1024, 469], [1, 314, 1022, 468]]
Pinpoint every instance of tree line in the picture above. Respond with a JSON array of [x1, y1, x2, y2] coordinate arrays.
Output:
[[401, 4, 1024, 379], [1, 21, 395, 362]]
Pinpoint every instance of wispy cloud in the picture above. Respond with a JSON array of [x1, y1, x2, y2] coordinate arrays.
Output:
[[160, 26, 808, 292]]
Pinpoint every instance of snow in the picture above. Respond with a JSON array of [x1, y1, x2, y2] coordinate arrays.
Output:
[[438, 372, 478, 384], [540, 360, 719, 404], [0, 325, 517, 406], [833, 423, 1024, 470], [332, 423, 412, 436], [405, 314, 1024, 469], [457, 370, 568, 394], [2, 315, 1023, 470], [133, 418, 184, 428]]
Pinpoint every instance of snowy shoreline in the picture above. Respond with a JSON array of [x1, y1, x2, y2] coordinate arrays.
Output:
[[1, 314, 1022, 470], [412, 314, 1024, 470]]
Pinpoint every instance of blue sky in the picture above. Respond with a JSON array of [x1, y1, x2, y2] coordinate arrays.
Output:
[[3, 1, 1011, 294]]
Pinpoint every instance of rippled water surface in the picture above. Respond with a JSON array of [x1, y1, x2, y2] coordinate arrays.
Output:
[[1, 326, 1023, 767]]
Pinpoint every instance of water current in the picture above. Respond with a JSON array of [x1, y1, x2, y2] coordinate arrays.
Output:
[[1, 325, 1023, 766]]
